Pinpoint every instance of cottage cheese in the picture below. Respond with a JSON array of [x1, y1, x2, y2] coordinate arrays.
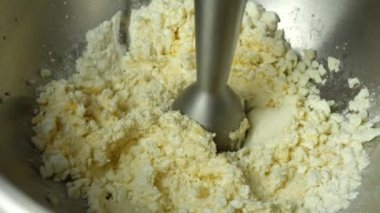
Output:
[[348, 77, 360, 88], [32, 0, 380, 212], [327, 56, 341, 72], [40, 68, 52, 78]]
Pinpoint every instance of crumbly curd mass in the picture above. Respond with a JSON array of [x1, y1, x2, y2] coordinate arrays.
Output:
[[32, 0, 380, 212]]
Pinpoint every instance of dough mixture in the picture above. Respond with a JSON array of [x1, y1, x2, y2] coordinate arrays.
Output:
[[32, 0, 380, 212]]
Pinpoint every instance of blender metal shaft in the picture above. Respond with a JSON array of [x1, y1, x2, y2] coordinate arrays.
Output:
[[173, 0, 247, 152]]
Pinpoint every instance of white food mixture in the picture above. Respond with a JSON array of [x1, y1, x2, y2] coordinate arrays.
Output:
[[32, 0, 380, 212]]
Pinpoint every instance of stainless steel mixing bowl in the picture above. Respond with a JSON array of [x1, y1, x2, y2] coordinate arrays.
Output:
[[0, 0, 379, 212]]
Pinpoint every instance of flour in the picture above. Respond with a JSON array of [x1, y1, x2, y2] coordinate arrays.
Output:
[[32, 0, 380, 212]]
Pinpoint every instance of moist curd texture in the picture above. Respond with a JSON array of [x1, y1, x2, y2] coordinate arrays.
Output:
[[32, 0, 380, 212]]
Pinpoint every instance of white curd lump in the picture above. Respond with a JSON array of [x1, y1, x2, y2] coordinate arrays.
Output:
[[32, 0, 380, 212]]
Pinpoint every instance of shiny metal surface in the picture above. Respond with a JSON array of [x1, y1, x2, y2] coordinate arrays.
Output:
[[173, 0, 246, 152], [0, 0, 379, 212]]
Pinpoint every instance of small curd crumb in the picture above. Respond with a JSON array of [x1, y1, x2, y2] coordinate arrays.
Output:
[[304, 49, 316, 61], [327, 56, 341, 72], [229, 118, 250, 150], [348, 77, 360, 88], [40, 69, 52, 78]]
